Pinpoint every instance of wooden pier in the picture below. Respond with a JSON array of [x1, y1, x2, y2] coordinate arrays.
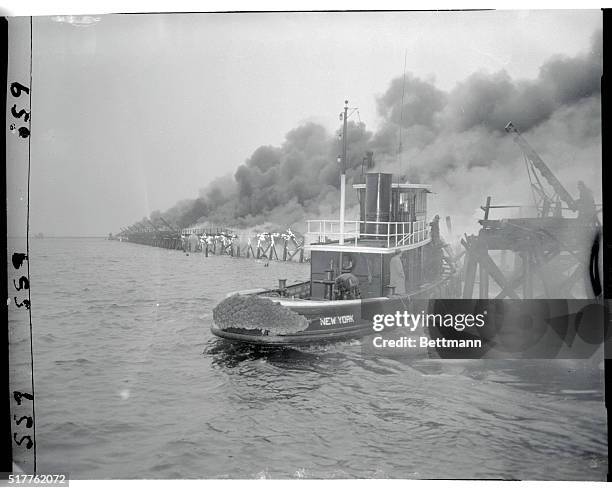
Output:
[[117, 219, 308, 263], [181, 227, 307, 262], [116, 218, 184, 250], [461, 196, 599, 299]]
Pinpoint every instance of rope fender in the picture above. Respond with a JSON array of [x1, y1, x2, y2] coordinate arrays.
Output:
[[213, 294, 309, 336]]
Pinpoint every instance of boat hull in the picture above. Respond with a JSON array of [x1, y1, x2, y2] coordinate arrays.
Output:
[[211, 276, 459, 346], [211, 320, 373, 346]]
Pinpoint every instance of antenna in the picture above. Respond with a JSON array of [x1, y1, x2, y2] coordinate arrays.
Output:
[[339, 100, 349, 246], [398, 49, 407, 179]]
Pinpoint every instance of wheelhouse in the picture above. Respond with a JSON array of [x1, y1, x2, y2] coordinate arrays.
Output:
[[305, 173, 441, 299]]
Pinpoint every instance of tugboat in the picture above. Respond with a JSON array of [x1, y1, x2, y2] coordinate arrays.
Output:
[[211, 102, 461, 346]]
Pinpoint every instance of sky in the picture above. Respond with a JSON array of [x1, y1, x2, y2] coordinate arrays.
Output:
[[8, 10, 602, 236]]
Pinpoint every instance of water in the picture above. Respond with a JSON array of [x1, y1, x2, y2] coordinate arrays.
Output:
[[12, 238, 607, 479]]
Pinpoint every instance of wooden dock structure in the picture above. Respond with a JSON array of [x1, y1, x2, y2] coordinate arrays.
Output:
[[181, 227, 307, 262], [461, 196, 600, 299], [117, 219, 308, 263], [116, 218, 184, 250]]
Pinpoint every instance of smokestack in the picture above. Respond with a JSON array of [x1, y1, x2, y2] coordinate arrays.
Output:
[[364, 172, 392, 238]]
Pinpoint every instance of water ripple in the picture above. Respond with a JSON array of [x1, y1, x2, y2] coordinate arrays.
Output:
[[16, 238, 607, 480]]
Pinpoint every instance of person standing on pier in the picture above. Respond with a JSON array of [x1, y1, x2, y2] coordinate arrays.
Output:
[[429, 214, 441, 245]]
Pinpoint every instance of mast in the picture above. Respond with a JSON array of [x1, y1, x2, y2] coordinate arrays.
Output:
[[339, 100, 349, 246], [398, 49, 407, 177]]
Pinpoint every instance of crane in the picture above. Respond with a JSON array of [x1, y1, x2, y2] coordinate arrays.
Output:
[[159, 216, 179, 233], [505, 121, 577, 216], [146, 218, 159, 231]]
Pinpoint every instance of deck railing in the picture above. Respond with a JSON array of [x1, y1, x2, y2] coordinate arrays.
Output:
[[306, 219, 429, 249]]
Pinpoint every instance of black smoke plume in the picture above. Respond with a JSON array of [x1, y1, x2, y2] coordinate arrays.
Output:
[[133, 30, 601, 238]]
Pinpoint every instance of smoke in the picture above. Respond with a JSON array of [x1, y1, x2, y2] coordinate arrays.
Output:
[[370, 29, 601, 240], [202, 120, 371, 232], [137, 30, 601, 239]]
